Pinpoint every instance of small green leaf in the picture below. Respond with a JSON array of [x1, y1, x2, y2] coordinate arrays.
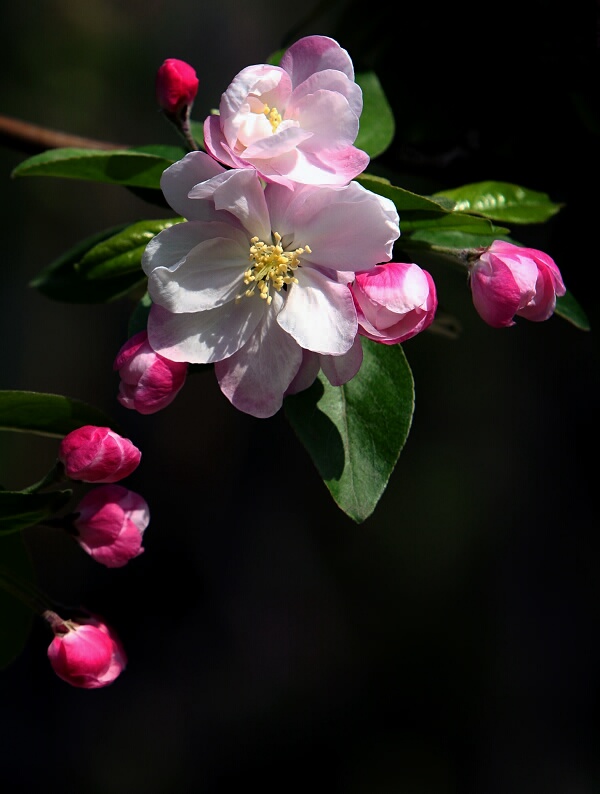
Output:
[[402, 228, 511, 250], [76, 218, 184, 279], [0, 490, 73, 535], [433, 181, 564, 224], [0, 534, 35, 670], [285, 339, 414, 523], [355, 71, 395, 159], [12, 146, 178, 190], [29, 225, 146, 303], [127, 292, 153, 337], [554, 291, 591, 331], [0, 390, 116, 438]]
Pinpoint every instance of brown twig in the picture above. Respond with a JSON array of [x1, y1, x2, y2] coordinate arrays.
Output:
[[0, 113, 123, 155]]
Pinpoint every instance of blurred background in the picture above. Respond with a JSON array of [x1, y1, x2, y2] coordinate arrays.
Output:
[[0, 1, 598, 792]]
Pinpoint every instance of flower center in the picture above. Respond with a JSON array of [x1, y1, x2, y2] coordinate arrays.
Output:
[[262, 103, 282, 132], [238, 231, 311, 306]]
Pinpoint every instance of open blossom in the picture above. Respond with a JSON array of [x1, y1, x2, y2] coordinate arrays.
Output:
[[203, 34, 369, 189], [469, 240, 566, 328], [73, 484, 149, 568], [58, 425, 141, 483], [142, 150, 399, 418], [45, 611, 127, 689], [351, 262, 438, 344], [156, 58, 199, 115], [114, 329, 188, 415]]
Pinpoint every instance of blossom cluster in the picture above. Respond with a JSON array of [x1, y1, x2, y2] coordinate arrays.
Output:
[[116, 35, 567, 421]]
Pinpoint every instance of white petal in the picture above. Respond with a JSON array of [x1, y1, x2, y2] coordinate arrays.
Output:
[[160, 151, 227, 220], [147, 298, 264, 364], [278, 267, 357, 354], [215, 293, 302, 418]]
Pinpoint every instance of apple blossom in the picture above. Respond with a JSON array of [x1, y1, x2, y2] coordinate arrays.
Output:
[[156, 58, 199, 115], [203, 34, 369, 189], [58, 425, 141, 483], [142, 150, 399, 418], [45, 611, 127, 689], [114, 329, 188, 415], [351, 262, 438, 344], [468, 240, 566, 328], [72, 484, 149, 568]]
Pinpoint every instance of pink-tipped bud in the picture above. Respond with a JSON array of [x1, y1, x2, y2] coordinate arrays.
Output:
[[469, 240, 566, 328], [156, 58, 199, 115], [45, 611, 127, 689], [58, 425, 141, 483], [73, 484, 149, 568], [351, 262, 438, 344], [113, 330, 188, 415]]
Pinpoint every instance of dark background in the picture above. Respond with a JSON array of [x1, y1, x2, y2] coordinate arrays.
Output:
[[0, 2, 598, 792]]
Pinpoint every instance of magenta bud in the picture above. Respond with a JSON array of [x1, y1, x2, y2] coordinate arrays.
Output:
[[113, 330, 188, 415], [73, 484, 150, 568], [58, 425, 141, 483], [45, 612, 127, 689], [156, 58, 199, 115]]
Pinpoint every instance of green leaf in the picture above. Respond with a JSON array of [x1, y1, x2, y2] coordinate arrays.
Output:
[[433, 181, 564, 224], [401, 228, 511, 250], [554, 290, 591, 331], [29, 224, 147, 303], [76, 218, 184, 279], [11, 146, 178, 190], [284, 339, 414, 523], [355, 71, 395, 159], [0, 490, 73, 535], [127, 291, 153, 337], [357, 174, 449, 212], [0, 390, 116, 438], [0, 534, 35, 670]]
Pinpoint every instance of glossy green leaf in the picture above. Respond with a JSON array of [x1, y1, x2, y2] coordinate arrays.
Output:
[[29, 224, 146, 303], [355, 71, 395, 158], [284, 339, 414, 523], [433, 181, 563, 224], [554, 291, 591, 331], [11, 146, 178, 189], [0, 534, 35, 670], [76, 217, 184, 279], [357, 175, 448, 212], [401, 228, 511, 250], [0, 390, 116, 438], [0, 490, 72, 535]]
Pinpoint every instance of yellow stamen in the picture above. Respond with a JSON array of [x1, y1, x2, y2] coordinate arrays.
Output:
[[236, 231, 310, 306], [262, 104, 282, 132]]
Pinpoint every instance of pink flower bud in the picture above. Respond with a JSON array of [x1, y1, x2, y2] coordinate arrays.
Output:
[[58, 425, 141, 483], [469, 240, 566, 328], [113, 330, 188, 415], [73, 484, 149, 568], [351, 262, 438, 344], [156, 58, 199, 115], [45, 612, 127, 689]]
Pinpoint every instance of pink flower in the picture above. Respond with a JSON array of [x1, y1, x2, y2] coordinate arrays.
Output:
[[156, 58, 199, 115], [351, 262, 438, 344], [142, 151, 399, 418], [58, 425, 141, 483], [45, 611, 127, 689], [203, 34, 369, 189], [114, 330, 188, 415], [73, 484, 149, 568], [469, 240, 566, 328]]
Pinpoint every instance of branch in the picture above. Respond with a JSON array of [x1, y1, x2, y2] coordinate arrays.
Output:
[[0, 113, 124, 155]]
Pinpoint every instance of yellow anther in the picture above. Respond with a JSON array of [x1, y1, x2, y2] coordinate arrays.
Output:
[[238, 231, 309, 305], [262, 104, 282, 132]]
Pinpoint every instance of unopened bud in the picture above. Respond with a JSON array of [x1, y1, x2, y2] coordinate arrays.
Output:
[[58, 425, 141, 483], [156, 58, 199, 115]]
